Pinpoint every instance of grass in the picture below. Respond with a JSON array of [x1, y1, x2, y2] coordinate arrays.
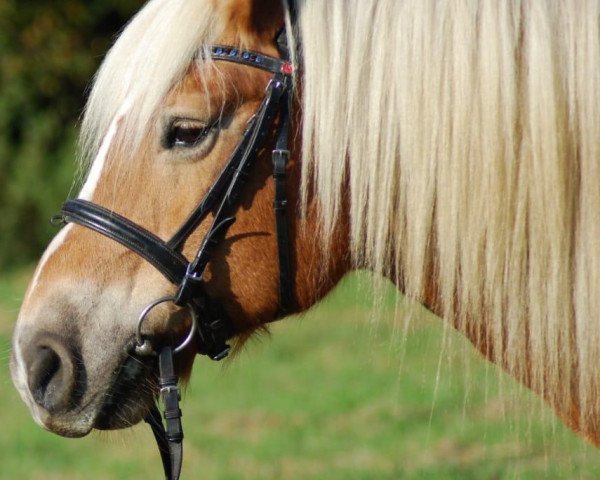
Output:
[[1, 268, 599, 479]]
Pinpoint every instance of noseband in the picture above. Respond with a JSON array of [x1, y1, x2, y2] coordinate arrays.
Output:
[[55, 29, 295, 480]]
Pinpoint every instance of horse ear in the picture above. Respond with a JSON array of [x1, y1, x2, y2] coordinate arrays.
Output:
[[221, 0, 284, 45]]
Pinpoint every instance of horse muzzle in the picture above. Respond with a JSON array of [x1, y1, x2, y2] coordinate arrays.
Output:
[[11, 317, 157, 438]]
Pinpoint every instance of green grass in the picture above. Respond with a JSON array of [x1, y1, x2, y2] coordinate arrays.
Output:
[[1, 269, 599, 479]]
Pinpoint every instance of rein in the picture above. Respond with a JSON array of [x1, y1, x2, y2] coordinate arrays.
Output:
[[56, 29, 295, 480]]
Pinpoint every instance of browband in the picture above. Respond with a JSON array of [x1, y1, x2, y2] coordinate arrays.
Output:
[[207, 45, 293, 75]]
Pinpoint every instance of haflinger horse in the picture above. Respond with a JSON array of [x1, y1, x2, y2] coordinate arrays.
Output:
[[10, 0, 600, 477]]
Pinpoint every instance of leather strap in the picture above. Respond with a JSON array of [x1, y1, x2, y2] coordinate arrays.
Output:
[[144, 347, 183, 480], [159, 347, 183, 480], [166, 120, 255, 251], [61, 199, 187, 285], [145, 404, 173, 480], [272, 92, 294, 315], [209, 46, 290, 75]]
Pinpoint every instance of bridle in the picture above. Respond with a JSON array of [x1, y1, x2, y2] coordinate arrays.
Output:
[[54, 26, 295, 480]]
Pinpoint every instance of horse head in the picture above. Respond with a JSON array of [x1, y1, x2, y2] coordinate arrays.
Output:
[[11, 0, 347, 440]]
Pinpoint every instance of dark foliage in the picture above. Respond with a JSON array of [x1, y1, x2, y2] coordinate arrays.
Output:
[[0, 1, 144, 269]]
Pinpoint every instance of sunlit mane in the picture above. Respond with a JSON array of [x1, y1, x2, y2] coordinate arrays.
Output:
[[298, 0, 600, 437], [79, 0, 222, 169]]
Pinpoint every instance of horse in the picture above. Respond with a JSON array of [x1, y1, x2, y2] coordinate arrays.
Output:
[[10, 0, 600, 476]]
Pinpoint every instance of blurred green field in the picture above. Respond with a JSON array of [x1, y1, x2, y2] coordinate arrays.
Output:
[[1, 269, 599, 479]]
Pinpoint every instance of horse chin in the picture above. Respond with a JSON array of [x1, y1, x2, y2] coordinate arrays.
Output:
[[42, 416, 94, 439]]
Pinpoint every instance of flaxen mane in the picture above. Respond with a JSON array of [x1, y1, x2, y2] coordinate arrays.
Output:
[[299, 0, 600, 436]]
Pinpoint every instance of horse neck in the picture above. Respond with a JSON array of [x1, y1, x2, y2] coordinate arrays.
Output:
[[288, 146, 352, 312]]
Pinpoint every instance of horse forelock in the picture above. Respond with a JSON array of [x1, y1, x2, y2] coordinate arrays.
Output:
[[78, 0, 292, 179], [78, 0, 223, 175]]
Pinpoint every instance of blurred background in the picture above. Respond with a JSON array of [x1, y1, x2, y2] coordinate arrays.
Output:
[[1, 2, 600, 479], [0, 1, 143, 268]]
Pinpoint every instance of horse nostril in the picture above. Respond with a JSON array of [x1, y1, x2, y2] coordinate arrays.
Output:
[[25, 334, 78, 414], [30, 347, 61, 403]]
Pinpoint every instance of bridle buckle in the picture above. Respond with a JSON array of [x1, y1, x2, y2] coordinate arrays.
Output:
[[174, 267, 203, 307], [210, 345, 231, 362]]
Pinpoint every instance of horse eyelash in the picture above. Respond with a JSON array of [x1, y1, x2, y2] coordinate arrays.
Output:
[[162, 118, 219, 151]]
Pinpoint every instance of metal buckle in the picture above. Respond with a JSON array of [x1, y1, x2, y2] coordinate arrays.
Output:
[[160, 384, 181, 401], [210, 346, 231, 361], [174, 266, 203, 307], [49, 214, 66, 227]]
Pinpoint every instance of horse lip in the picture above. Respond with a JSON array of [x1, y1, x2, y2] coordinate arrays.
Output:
[[93, 352, 156, 430]]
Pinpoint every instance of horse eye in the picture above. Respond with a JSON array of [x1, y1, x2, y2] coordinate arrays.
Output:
[[167, 121, 210, 148]]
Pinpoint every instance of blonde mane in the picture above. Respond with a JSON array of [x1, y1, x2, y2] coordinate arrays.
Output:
[[81, 0, 600, 436], [299, 0, 600, 435]]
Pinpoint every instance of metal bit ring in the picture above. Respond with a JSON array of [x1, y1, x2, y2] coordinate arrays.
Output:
[[135, 296, 198, 356]]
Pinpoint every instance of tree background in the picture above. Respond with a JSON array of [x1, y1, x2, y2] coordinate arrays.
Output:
[[0, 1, 144, 270]]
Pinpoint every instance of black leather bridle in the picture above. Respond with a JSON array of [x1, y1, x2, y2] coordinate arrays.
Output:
[[55, 27, 295, 480]]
